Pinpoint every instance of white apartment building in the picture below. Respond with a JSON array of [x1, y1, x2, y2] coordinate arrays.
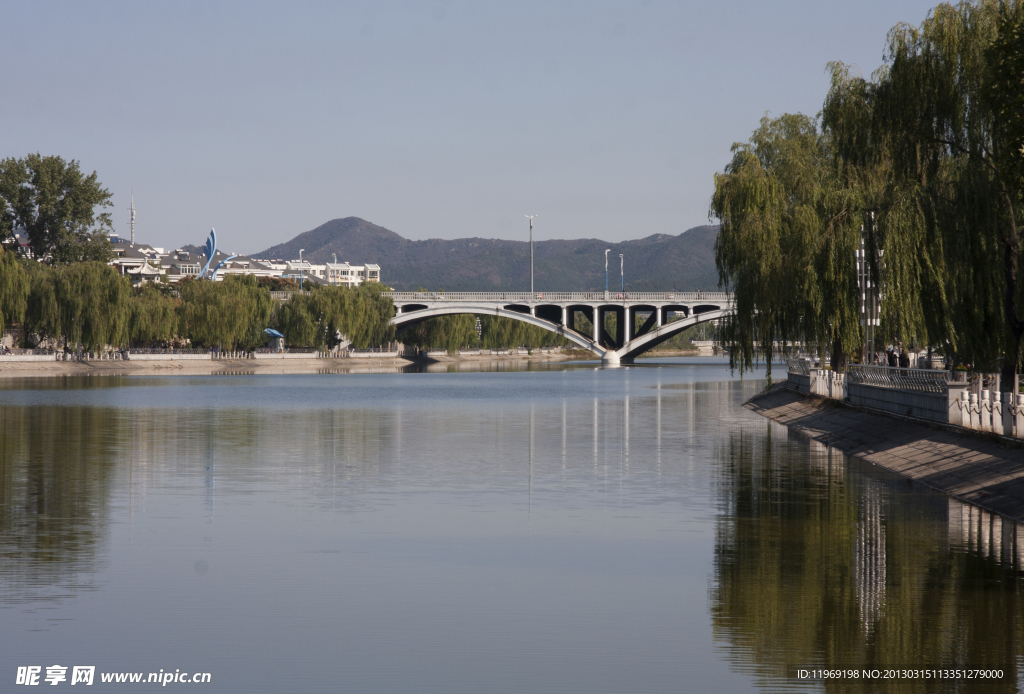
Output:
[[307, 261, 385, 284], [105, 235, 382, 287]]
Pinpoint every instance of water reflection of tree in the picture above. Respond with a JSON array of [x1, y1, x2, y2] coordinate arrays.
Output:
[[0, 406, 120, 601], [710, 426, 1024, 693]]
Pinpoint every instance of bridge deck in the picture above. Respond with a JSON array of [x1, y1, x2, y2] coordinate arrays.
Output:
[[385, 291, 731, 302]]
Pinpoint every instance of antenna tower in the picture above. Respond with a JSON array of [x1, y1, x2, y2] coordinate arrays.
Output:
[[129, 194, 136, 245]]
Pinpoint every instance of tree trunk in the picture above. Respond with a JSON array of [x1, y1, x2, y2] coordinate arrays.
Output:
[[830, 336, 844, 372]]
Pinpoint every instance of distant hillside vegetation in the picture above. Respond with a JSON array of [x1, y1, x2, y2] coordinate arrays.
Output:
[[254, 217, 722, 292]]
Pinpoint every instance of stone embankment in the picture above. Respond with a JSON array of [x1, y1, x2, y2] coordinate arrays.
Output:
[[747, 384, 1024, 521], [0, 350, 586, 378], [0, 357, 416, 377]]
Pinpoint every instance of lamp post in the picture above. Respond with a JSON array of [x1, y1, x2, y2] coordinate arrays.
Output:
[[604, 249, 611, 297], [619, 253, 624, 293], [525, 215, 537, 293], [299, 248, 305, 290]]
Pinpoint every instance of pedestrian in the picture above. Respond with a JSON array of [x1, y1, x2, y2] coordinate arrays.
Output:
[[887, 349, 898, 367], [899, 349, 910, 368]]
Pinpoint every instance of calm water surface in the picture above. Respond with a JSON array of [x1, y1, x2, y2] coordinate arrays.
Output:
[[1, 359, 1023, 693]]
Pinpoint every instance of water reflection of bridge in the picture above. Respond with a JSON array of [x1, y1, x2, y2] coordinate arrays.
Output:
[[385, 291, 734, 365]]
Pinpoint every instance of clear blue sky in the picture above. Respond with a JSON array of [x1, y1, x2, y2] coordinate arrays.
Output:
[[2, 0, 938, 255]]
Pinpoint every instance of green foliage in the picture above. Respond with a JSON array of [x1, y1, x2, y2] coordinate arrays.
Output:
[[715, 1, 1024, 377], [711, 114, 862, 376], [271, 284, 396, 349], [823, 0, 1024, 375], [402, 315, 479, 354], [398, 313, 572, 352], [52, 262, 130, 351], [178, 275, 273, 350], [16, 261, 130, 350], [0, 154, 113, 264], [985, 0, 1024, 184], [479, 315, 571, 349], [256, 276, 301, 292], [0, 248, 29, 336], [22, 262, 58, 346], [128, 283, 180, 347]]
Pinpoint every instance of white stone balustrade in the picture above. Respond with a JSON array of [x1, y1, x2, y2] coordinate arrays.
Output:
[[787, 362, 1024, 439]]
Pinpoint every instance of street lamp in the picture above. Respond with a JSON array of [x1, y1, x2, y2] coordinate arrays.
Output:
[[525, 215, 537, 293], [604, 249, 611, 296], [299, 248, 305, 290], [619, 253, 624, 293]]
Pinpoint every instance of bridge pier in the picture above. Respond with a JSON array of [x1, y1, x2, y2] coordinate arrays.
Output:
[[602, 351, 621, 366]]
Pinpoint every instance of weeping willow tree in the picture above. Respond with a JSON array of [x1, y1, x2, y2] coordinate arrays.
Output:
[[128, 283, 180, 347], [480, 314, 571, 349], [21, 261, 58, 347], [53, 262, 131, 352], [271, 284, 395, 349], [11, 261, 130, 351], [825, 0, 1024, 382], [178, 274, 273, 350], [711, 114, 863, 379], [0, 248, 28, 337], [401, 314, 479, 354], [398, 314, 572, 353]]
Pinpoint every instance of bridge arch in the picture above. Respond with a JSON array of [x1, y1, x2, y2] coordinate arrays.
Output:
[[620, 309, 729, 361], [390, 304, 607, 357]]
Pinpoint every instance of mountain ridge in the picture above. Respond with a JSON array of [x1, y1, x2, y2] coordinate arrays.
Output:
[[252, 217, 721, 292]]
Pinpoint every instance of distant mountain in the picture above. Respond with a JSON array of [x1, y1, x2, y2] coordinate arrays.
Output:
[[253, 217, 722, 292]]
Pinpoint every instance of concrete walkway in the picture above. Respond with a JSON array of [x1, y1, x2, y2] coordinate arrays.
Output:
[[746, 383, 1024, 521]]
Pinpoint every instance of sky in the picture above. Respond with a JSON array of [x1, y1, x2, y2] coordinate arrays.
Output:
[[2, 0, 939, 255]]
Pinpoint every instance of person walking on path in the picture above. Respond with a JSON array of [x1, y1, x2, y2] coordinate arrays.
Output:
[[899, 350, 910, 368]]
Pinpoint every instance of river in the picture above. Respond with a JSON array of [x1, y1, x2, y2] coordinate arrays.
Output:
[[1, 359, 1022, 693]]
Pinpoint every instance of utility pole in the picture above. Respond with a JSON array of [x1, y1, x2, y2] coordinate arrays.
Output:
[[619, 253, 624, 292], [525, 215, 537, 293], [857, 213, 883, 364], [604, 249, 611, 298], [299, 248, 305, 290]]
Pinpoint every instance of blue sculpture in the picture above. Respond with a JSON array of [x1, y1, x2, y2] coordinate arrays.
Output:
[[210, 254, 238, 281], [199, 229, 217, 278], [198, 228, 237, 281]]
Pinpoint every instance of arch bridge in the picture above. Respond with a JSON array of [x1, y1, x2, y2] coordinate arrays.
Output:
[[385, 291, 734, 365]]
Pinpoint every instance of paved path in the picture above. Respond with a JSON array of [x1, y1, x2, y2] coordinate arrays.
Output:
[[746, 384, 1024, 521]]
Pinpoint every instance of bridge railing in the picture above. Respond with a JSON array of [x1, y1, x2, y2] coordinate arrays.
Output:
[[384, 291, 733, 302], [846, 364, 951, 393]]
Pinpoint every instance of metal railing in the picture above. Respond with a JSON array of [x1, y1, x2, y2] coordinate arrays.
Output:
[[384, 291, 733, 303], [0, 348, 57, 355], [269, 291, 311, 301], [846, 364, 951, 393], [252, 347, 318, 354], [128, 348, 209, 355], [787, 358, 811, 375]]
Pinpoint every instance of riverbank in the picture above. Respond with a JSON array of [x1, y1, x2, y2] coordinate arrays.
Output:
[[0, 357, 414, 377], [637, 348, 700, 358], [746, 383, 1024, 521], [0, 350, 588, 378]]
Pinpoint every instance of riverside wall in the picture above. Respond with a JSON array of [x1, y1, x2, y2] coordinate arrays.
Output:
[[746, 384, 1024, 522]]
